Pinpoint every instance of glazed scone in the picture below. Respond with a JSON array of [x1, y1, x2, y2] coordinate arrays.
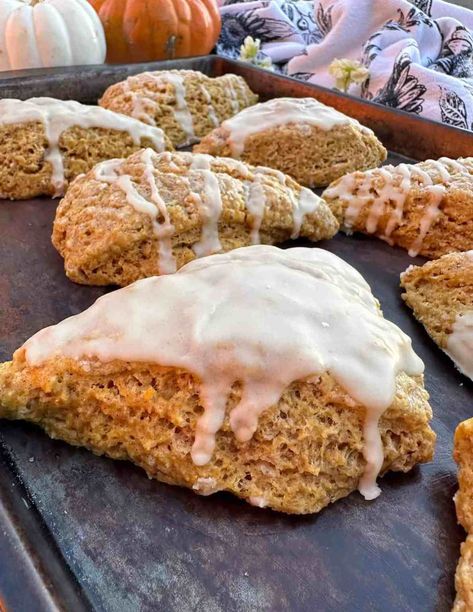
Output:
[[453, 418, 473, 610], [323, 157, 473, 258], [52, 149, 339, 287], [0, 246, 435, 514], [454, 535, 473, 612], [400, 251, 473, 380], [99, 70, 258, 149], [0, 97, 172, 200], [193, 97, 387, 188]]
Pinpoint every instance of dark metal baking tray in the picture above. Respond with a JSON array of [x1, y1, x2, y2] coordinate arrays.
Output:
[[0, 56, 472, 612]]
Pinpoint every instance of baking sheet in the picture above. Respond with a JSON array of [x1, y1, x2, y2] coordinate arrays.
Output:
[[0, 56, 472, 612]]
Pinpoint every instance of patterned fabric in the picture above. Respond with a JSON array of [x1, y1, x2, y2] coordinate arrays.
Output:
[[218, 0, 473, 129]]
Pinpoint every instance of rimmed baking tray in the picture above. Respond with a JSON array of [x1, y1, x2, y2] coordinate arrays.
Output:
[[0, 55, 472, 612]]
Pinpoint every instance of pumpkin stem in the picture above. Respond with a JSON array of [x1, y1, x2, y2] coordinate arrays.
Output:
[[165, 36, 177, 60]]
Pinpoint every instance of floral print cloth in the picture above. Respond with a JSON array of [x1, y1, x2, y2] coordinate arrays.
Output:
[[218, 0, 473, 129]]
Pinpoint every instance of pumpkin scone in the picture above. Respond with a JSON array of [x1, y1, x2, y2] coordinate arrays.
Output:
[[99, 70, 258, 148], [453, 418, 473, 611], [52, 149, 339, 287], [323, 157, 473, 258], [193, 97, 387, 188], [0, 97, 172, 200], [0, 246, 435, 514], [400, 250, 473, 380]]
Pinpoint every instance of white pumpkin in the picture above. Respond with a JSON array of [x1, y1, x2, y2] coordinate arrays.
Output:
[[0, 0, 107, 71]]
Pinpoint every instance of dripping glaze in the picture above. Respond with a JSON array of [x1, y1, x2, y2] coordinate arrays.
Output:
[[0, 97, 167, 197], [446, 311, 473, 381], [223, 74, 252, 114], [118, 71, 252, 147], [324, 157, 473, 257], [119, 71, 196, 145], [442, 249, 473, 380], [23, 245, 424, 501], [92, 150, 323, 268], [221, 97, 368, 157]]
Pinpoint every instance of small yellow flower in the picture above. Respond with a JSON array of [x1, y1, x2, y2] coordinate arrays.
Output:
[[239, 36, 274, 71], [328, 58, 370, 93], [240, 36, 261, 62]]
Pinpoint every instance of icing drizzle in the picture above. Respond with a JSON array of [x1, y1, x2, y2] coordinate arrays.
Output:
[[200, 84, 219, 128], [0, 97, 167, 197], [113, 71, 254, 147], [446, 311, 473, 381], [92, 150, 323, 273], [221, 97, 366, 157], [161, 72, 196, 144], [189, 154, 223, 257], [118, 71, 196, 145], [324, 157, 473, 257], [23, 245, 424, 501]]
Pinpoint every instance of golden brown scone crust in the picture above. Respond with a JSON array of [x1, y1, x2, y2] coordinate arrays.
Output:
[[0, 123, 172, 200], [99, 70, 258, 148], [194, 121, 387, 188], [453, 419, 473, 610], [400, 251, 473, 350], [0, 351, 435, 514], [454, 535, 473, 612], [323, 160, 473, 259], [455, 419, 473, 533], [52, 150, 339, 287]]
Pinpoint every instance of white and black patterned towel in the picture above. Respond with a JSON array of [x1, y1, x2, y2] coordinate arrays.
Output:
[[218, 0, 473, 130]]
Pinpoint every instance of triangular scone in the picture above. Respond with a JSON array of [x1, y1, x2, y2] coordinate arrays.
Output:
[[0, 246, 435, 514], [323, 158, 473, 258], [193, 97, 387, 188], [454, 535, 473, 612], [99, 70, 258, 148], [0, 97, 171, 200], [453, 419, 473, 611], [52, 149, 339, 287], [400, 251, 473, 380]]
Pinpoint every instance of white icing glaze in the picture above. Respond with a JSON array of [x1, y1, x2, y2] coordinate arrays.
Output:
[[292, 188, 322, 239], [249, 496, 267, 508], [120, 71, 196, 145], [140, 148, 177, 274], [235, 77, 251, 106], [244, 166, 288, 245], [118, 71, 254, 146], [407, 185, 445, 257], [324, 157, 473, 257], [0, 97, 166, 197], [161, 72, 196, 145], [121, 77, 159, 126], [93, 153, 176, 275], [221, 97, 363, 157], [246, 166, 323, 242], [92, 151, 322, 266], [246, 177, 267, 245], [446, 311, 473, 381], [158, 151, 181, 172], [225, 77, 241, 114], [192, 477, 220, 496], [190, 154, 223, 257], [200, 84, 219, 128], [254, 166, 287, 184], [437, 157, 471, 176], [23, 245, 424, 501]]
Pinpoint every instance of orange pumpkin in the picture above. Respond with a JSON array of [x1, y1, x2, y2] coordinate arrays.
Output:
[[89, 0, 221, 64]]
